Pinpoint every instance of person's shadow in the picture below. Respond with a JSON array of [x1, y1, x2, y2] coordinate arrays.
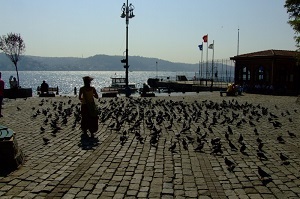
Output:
[[0, 168, 14, 177], [78, 134, 99, 150]]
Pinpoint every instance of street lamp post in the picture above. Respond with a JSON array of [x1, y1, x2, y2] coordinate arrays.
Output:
[[156, 61, 158, 78], [121, 0, 135, 97]]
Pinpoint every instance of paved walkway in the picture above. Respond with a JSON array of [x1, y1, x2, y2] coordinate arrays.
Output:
[[0, 92, 299, 198]]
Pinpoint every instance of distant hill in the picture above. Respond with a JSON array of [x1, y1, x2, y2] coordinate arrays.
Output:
[[0, 53, 233, 72]]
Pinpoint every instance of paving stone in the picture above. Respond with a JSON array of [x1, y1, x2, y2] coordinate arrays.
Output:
[[62, 193, 76, 199], [137, 192, 148, 198], [113, 193, 125, 199]]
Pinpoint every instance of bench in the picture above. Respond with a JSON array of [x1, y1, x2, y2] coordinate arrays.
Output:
[[37, 86, 59, 97], [0, 126, 14, 141], [141, 92, 156, 97], [102, 92, 118, 98], [220, 90, 238, 96], [220, 90, 228, 96]]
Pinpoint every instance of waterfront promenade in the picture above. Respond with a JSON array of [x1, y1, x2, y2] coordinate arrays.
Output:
[[0, 92, 299, 198]]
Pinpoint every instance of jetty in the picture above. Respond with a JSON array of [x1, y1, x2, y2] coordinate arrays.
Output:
[[147, 75, 228, 92]]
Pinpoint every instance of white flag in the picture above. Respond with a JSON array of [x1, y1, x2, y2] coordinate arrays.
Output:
[[208, 44, 214, 49]]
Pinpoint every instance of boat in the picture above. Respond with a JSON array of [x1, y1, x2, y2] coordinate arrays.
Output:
[[101, 77, 138, 94]]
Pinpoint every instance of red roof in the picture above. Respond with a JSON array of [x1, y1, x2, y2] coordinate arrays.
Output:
[[231, 49, 299, 60]]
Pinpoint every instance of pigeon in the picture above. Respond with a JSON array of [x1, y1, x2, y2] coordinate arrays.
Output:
[[225, 131, 229, 140], [166, 123, 173, 130], [208, 126, 213, 133], [120, 135, 128, 146], [200, 132, 207, 141], [256, 137, 262, 143], [211, 137, 221, 146], [43, 137, 50, 145], [169, 142, 177, 152], [272, 121, 282, 128], [236, 120, 242, 127], [194, 142, 205, 152], [238, 134, 244, 144], [258, 142, 264, 152], [182, 138, 188, 150], [186, 135, 194, 143], [40, 126, 45, 132], [224, 157, 235, 172], [257, 150, 268, 160], [108, 122, 116, 129], [135, 131, 141, 138], [137, 136, 144, 144], [277, 136, 285, 144], [287, 130, 296, 138], [228, 140, 238, 151], [279, 153, 289, 164], [195, 126, 201, 134], [258, 166, 272, 180], [211, 143, 223, 155], [240, 143, 247, 154], [249, 120, 255, 127]]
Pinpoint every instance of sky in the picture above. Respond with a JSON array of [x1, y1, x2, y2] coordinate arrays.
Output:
[[0, 0, 297, 64]]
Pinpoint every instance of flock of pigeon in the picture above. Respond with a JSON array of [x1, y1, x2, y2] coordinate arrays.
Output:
[[31, 96, 299, 183]]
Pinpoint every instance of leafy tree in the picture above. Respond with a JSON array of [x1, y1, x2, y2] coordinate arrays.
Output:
[[0, 33, 26, 87], [285, 0, 300, 49]]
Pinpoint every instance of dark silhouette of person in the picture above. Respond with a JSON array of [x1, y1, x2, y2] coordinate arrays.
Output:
[[40, 80, 49, 94], [79, 76, 99, 138], [142, 83, 150, 95]]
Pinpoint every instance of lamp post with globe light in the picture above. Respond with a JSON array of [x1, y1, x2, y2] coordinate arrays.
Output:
[[120, 0, 135, 97]]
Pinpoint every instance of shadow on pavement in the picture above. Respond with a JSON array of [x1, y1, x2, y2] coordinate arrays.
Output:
[[78, 134, 99, 150]]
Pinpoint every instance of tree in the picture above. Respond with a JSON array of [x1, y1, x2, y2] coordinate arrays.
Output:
[[0, 33, 26, 87], [285, 0, 300, 49]]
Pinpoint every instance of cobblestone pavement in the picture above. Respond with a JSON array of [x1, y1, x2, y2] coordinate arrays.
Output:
[[0, 92, 299, 198]]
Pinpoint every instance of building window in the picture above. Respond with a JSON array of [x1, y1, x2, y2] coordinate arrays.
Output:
[[290, 74, 294, 82], [242, 66, 250, 81], [259, 66, 264, 80]]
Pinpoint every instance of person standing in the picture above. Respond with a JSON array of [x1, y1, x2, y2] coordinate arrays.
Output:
[[0, 72, 5, 117], [9, 76, 17, 89], [79, 76, 99, 138]]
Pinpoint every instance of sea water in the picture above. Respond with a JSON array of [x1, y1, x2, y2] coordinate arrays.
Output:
[[1, 71, 204, 95]]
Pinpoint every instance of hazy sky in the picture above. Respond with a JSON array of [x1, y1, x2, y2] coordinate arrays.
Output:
[[0, 0, 296, 64]]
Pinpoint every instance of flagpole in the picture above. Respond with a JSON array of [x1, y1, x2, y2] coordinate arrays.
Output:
[[210, 40, 214, 91], [206, 35, 208, 86], [237, 28, 240, 55], [211, 40, 214, 79], [201, 42, 203, 79]]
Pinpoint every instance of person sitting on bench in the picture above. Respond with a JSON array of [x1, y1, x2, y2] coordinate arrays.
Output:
[[40, 80, 49, 94], [142, 83, 150, 95], [227, 83, 237, 96]]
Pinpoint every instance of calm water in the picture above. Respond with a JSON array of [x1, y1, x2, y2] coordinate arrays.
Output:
[[1, 71, 207, 95]]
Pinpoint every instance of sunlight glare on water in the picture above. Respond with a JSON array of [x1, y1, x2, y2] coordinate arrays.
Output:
[[1, 71, 208, 95]]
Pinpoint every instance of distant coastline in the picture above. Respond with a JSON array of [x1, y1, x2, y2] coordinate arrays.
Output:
[[0, 53, 234, 73]]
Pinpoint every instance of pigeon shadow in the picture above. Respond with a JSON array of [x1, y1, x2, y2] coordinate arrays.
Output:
[[78, 134, 99, 150], [262, 178, 273, 186], [241, 151, 249, 156], [282, 161, 290, 165]]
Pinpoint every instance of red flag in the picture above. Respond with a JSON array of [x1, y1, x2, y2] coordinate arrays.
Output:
[[203, 34, 208, 43]]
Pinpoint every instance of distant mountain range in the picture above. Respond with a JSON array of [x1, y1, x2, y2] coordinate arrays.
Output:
[[0, 53, 233, 72]]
